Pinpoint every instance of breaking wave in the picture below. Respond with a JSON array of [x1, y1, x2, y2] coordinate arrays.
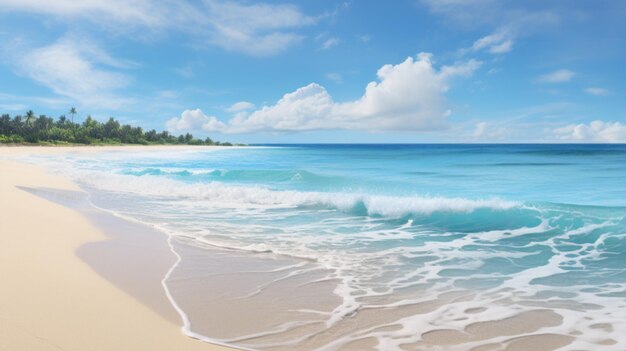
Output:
[[73, 171, 519, 217]]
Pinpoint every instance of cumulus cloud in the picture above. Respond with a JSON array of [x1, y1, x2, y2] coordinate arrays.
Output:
[[538, 69, 575, 83], [172, 53, 481, 134], [166, 109, 225, 132], [16, 36, 133, 109], [553, 120, 626, 142], [225, 83, 334, 132], [0, 0, 315, 56], [584, 87, 610, 96]]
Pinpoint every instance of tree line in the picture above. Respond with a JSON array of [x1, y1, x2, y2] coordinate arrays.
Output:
[[0, 109, 235, 146]]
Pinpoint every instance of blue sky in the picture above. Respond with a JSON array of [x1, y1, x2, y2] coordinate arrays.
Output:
[[1, 0, 625, 143]]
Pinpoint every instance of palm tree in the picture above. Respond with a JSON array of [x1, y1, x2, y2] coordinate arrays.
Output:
[[22, 110, 37, 142], [25, 110, 36, 126], [57, 115, 67, 127], [69, 107, 77, 124]]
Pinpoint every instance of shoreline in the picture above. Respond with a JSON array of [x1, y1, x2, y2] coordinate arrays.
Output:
[[0, 156, 236, 351], [0, 144, 239, 154], [77, 187, 342, 350]]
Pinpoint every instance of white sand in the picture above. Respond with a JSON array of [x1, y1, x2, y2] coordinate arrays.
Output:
[[0, 148, 235, 351]]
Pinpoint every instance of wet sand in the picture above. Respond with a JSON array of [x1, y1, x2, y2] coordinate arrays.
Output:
[[0, 157, 234, 351]]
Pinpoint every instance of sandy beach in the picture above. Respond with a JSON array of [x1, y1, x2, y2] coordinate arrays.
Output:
[[0, 146, 235, 351], [1, 1, 624, 349]]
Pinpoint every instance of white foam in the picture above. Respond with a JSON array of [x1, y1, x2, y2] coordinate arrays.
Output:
[[68, 171, 519, 217]]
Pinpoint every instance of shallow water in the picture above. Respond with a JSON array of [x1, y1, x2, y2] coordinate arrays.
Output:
[[25, 144, 626, 350]]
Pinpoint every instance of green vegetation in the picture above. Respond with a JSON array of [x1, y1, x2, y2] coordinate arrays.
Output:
[[0, 109, 235, 146]]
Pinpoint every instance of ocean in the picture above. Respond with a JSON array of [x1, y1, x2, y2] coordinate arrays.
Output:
[[26, 144, 626, 350]]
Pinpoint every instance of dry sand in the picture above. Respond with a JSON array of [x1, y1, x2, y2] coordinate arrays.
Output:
[[0, 148, 235, 351]]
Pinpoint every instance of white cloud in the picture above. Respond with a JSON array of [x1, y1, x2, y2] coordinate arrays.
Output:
[[166, 108, 225, 132], [225, 83, 334, 132], [553, 120, 626, 142], [488, 39, 513, 54], [471, 31, 513, 54], [205, 0, 314, 32], [584, 87, 610, 96], [0, 0, 315, 56], [204, 0, 315, 56], [16, 36, 133, 109], [176, 53, 481, 133], [226, 101, 255, 113], [359, 35, 371, 43], [320, 37, 340, 50], [538, 69, 575, 83], [0, 0, 170, 28]]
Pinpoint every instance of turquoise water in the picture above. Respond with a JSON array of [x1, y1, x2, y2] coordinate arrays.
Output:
[[28, 144, 626, 350]]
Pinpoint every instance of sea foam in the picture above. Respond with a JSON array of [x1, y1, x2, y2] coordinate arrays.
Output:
[[71, 171, 518, 217]]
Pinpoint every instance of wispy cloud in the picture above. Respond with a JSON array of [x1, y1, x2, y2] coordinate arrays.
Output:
[[203, 0, 315, 56], [320, 37, 340, 50], [584, 87, 610, 96], [0, 0, 317, 56], [14, 36, 134, 109], [0, 0, 172, 28], [469, 30, 513, 54], [315, 33, 340, 50], [424, 0, 559, 62], [537, 69, 575, 83]]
